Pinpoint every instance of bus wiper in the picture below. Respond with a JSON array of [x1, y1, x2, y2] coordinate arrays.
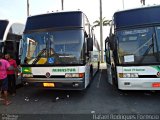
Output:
[[133, 36, 153, 54], [32, 48, 46, 64], [138, 34, 155, 63]]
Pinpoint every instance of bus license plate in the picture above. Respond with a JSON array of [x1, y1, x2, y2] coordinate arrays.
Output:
[[43, 83, 55, 87], [152, 83, 160, 88]]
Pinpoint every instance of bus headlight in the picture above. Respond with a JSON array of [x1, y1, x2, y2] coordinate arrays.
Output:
[[23, 74, 33, 78], [120, 73, 139, 78], [65, 73, 73, 78], [65, 73, 84, 78], [130, 73, 139, 78], [123, 73, 131, 78]]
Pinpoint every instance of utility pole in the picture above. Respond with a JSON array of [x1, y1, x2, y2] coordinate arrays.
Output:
[[27, 0, 29, 17], [141, 0, 145, 5], [100, 0, 104, 63], [61, 0, 64, 10], [122, 0, 125, 9]]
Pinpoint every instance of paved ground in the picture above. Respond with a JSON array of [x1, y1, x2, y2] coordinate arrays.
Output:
[[0, 63, 160, 120]]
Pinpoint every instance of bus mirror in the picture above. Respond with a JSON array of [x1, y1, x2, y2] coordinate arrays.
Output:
[[0, 42, 4, 53], [0, 42, 4, 47], [110, 35, 115, 50], [87, 38, 93, 51], [19, 39, 23, 57], [105, 37, 109, 51], [105, 37, 109, 43]]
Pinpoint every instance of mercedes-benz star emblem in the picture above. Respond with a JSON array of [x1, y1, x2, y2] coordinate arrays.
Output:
[[46, 72, 51, 78]]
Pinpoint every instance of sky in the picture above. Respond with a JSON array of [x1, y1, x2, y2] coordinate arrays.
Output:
[[0, 0, 160, 43]]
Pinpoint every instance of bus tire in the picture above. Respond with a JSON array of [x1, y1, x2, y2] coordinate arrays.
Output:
[[87, 67, 93, 88], [111, 65, 118, 88], [90, 69, 93, 82], [97, 61, 100, 72]]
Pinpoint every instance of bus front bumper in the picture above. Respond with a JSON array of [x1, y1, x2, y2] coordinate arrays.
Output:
[[22, 77, 85, 90], [118, 78, 160, 90]]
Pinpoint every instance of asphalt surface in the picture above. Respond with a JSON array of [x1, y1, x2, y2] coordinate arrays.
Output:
[[0, 63, 160, 120]]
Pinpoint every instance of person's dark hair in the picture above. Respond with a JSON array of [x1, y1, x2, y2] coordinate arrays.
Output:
[[5, 53, 14, 59]]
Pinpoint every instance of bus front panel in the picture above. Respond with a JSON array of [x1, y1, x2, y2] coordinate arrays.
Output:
[[117, 66, 160, 90]]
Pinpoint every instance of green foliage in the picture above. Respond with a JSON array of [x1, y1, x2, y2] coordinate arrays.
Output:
[[93, 17, 112, 27]]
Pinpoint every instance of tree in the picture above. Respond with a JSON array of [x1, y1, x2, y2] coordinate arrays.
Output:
[[93, 17, 111, 63], [93, 17, 112, 27]]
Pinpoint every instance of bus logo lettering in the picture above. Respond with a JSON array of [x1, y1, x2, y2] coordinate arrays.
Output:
[[52, 68, 76, 73]]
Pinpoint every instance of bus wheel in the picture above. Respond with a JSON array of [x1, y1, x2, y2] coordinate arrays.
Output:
[[89, 70, 93, 81], [87, 68, 93, 88], [111, 65, 118, 88], [97, 61, 100, 72]]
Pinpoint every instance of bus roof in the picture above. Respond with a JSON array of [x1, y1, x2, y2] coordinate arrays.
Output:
[[0, 20, 9, 40], [114, 5, 160, 29], [24, 11, 85, 33], [0, 20, 24, 41]]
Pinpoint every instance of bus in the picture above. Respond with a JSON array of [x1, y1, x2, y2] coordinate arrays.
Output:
[[0, 20, 24, 85], [19, 11, 100, 90], [105, 6, 160, 90]]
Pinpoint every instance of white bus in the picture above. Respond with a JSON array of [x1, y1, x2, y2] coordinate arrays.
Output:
[[0, 19, 24, 85], [105, 6, 160, 90], [20, 11, 100, 90]]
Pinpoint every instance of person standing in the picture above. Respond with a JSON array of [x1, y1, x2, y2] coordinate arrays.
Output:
[[5, 53, 17, 96], [0, 52, 12, 105]]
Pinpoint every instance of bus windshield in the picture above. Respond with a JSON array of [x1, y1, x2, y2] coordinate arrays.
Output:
[[117, 27, 160, 64], [21, 29, 85, 65]]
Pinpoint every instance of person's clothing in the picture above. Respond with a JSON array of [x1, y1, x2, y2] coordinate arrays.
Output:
[[7, 59, 17, 95], [0, 58, 11, 106], [0, 59, 10, 79], [7, 59, 17, 75], [0, 77, 8, 91], [8, 75, 16, 94]]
